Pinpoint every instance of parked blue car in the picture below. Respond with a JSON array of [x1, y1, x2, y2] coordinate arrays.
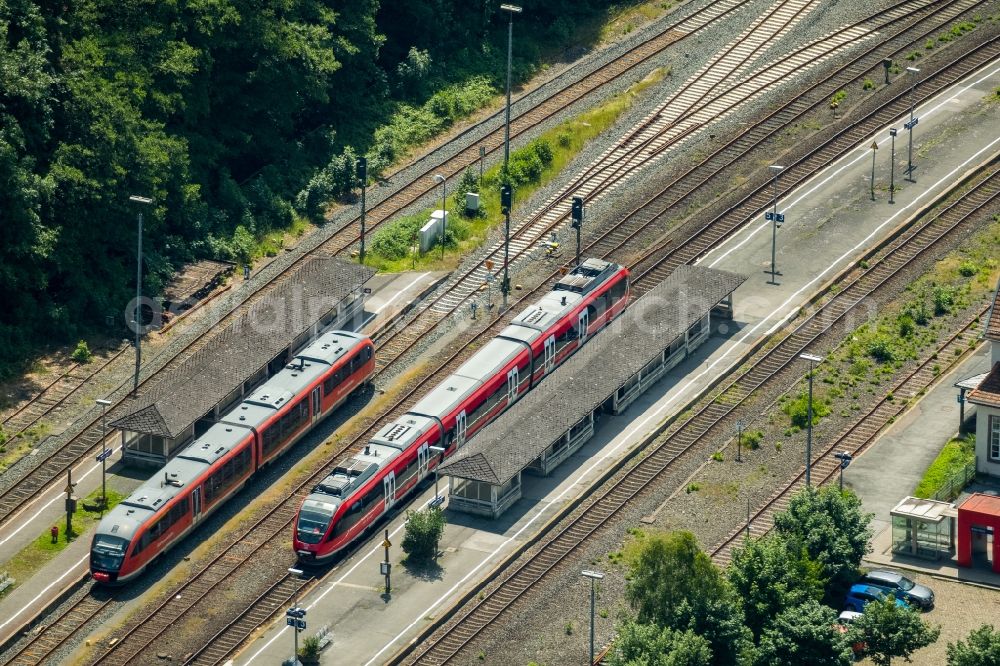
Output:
[[843, 584, 910, 612]]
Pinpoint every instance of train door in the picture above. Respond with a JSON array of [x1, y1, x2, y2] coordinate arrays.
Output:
[[311, 388, 322, 422], [192, 487, 202, 523], [384, 471, 397, 511], [544, 335, 555, 374], [456, 410, 467, 448], [578, 310, 589, 345], [507, 367, 519, 404], [418, 443, 429, 479]]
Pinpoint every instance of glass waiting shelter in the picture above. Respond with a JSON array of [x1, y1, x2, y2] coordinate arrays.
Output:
[[891, 496, 957, 561]]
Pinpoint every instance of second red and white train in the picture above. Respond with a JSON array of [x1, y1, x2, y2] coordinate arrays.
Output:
[[293, 258, 629, 563]]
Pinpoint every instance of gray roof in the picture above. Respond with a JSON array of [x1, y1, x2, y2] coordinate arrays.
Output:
[[439, 265, 746, 485], [111, 257, 373, 438]]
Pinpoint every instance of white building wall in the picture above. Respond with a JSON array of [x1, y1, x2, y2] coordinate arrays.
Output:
[[975, 405, 1000, 478]]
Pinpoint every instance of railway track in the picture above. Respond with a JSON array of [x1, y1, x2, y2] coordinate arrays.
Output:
[[709, 303, 990, 566], [373, 0, 992, 374], [4, 593, 112, 666], [5, 3, 994, 664], [0, 0, 760, 534], [396, 165, 1000, 665]]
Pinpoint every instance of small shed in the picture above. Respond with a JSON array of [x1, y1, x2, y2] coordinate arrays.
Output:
[[957, 493, 1000, 573], [890, 496, 957, 561], [439, 265, 745, 519]]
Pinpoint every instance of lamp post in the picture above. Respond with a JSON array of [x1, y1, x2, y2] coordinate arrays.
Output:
[[500, 3, 521, 308], [888, 128, 898, 204], [834, 451, 853, 491], [765, 165, 784, 285], [800, 353, 823, 487], [904, 66, 920, 182], [358, 157, 368, 264], [582, 570, 604, 665], [287, 567, 306, 665], [96, 398, 112, 507], [869, 140, 878, 202], [128, 195, 153, 396], [433, 174, 446, 259]]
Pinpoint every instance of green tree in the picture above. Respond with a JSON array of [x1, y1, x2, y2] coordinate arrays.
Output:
[[624, 532, 753, 665], [773, 487, 873, 601], [609, 621, 712, 666], [401, 506, 445, 564], [848, 597, 940, 665], [727, 533, 825, 640], [756, 600, 853, 666], [947, 624, 1000, 666]]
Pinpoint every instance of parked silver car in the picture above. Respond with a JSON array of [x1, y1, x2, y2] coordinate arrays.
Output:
[[861, 570, 934, 610]]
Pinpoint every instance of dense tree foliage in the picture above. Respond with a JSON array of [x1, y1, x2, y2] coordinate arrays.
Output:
[[0, 0, 618, 376], [727, 533, 825, 640], [947, 625, 1000, 666], [773, 487, 873, 602], [401, 506, 445, 564], [848, 597, 940, 665], [624, 532, 753, 665], [609, 621, 712, 666], [756, 600, 854, 666]]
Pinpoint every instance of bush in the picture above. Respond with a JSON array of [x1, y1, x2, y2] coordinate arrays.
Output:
[[933, 286, 955, 315], [402, 506, 446, 564], [71, 340, 92, 364], [867, 337, 896, 364], [914, 435, 975, 500], [783, 392, 831, 429], [958, 261, 978, 277], [743, 430, 764, 450], [898, 314, 915, 338]]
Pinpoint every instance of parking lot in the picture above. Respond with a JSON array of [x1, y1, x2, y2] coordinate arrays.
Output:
[[857, 570, 1000, 664]]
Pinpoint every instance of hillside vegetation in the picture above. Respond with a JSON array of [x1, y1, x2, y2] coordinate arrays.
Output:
[[0, 0, 626, 377]]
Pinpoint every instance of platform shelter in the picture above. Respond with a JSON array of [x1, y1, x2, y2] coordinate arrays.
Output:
[[439, 265, 745, 519], [112, 256, 374, 467], [957, 492, 1000, 573]]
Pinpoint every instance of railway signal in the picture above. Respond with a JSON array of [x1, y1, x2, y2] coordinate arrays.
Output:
[[381, 528, 392, 595], [358, 157, 368, 265], [571, 196, 584, 268], [501, 184, 513, 307], [287, 567, 306, 664], [882, 58, 893, 85]]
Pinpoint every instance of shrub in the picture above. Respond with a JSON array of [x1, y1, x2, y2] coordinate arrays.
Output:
[[933, 286, 955, 315], [862, 78, 875, 90], [958, 260, 978, 277], [829, 90, 847, 108], [743, 430, 764, 450], [867, 337, 896, 364], [711, 451, 724, 462], [402, 506, 446, 564], [298, 634, 322, 660], [71, 340, 92, 364], [783, 392, 831, 429], [898, 314, 915, 338]]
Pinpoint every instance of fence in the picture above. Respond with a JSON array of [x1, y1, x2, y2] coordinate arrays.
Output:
[[930, 459, 978, 502]]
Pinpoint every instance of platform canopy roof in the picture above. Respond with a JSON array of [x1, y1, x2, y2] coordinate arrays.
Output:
[[439, 265, 746, 486], [111, 256, 373, 439]]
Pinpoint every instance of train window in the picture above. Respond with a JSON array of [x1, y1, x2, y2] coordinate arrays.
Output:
[[262, 426, 281, 457], [608, 277, 627, 303], [364, 345, 373, 360]]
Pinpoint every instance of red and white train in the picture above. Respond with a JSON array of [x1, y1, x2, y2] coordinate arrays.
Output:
[[90, 331, 374, 584], [293, 258, 629, 563]]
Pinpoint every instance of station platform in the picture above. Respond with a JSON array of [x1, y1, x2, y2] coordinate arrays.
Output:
[[0, 271, 442, 651], [231, 54, 1000, 666]]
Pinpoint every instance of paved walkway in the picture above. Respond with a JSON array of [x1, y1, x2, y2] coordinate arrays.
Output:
[[848, 344, 991, 535]]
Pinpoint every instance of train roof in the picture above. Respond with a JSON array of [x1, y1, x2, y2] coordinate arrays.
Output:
[[552, 258, 620, 294], [453, 338, 524, 383], [409, 374, 481, 421], [296, 330, 366, 365], [180, 422, 253, 465], [509, 290, 583, 333], [309, 441, 400, 502], [371, 414, 438, 450], [97, 455, 211, 541]]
